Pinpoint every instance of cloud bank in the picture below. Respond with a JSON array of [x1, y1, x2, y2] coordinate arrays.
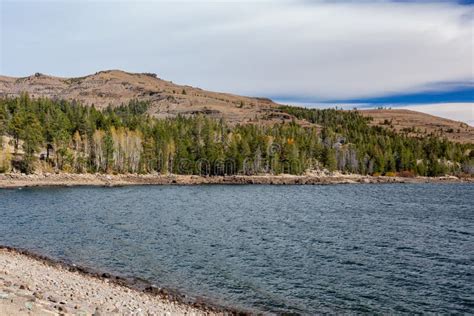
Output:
[[1, 0, 473, 101], [399, 103, 474, 126]]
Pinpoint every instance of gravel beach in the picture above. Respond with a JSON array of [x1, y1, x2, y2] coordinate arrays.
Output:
[[0, 248, 220, 315], [0, 172, 470, 189]]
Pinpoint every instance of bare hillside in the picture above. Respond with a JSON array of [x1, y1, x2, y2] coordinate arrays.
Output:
[[360, 109, 473, 144], [0, 70, 291, 125]]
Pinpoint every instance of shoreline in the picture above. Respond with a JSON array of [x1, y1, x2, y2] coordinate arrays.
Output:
[[0, 246, 248, 315], [0, 173, 472, 189]]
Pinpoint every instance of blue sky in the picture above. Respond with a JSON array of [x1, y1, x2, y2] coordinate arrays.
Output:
[[0, 0, 473, 123]]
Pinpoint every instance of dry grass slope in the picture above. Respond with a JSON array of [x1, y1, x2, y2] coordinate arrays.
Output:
[[0, 70, 290, 125], [359, 109, 473, 144]]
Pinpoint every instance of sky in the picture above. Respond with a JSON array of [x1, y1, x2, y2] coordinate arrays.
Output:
[[0, 0, 473, 124]]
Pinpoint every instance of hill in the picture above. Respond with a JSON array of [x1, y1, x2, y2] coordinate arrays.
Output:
[[1, 70, 472, 144], [359, 109, 473, 144], [0, 70, 291, 125], [0, 75, 473, 176]]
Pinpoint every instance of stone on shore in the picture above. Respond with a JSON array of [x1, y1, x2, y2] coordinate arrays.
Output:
[[0, 248, 217, 315]]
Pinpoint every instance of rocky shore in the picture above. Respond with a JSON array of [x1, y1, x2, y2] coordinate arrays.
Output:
[[0, 172, 471, 188], [0, 247, 242, 315]]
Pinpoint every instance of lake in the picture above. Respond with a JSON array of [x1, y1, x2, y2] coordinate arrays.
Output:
[[0, 184, 473, 314]]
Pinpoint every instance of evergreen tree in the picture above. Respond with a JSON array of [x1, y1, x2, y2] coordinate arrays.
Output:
[[20, 112, 43, 173], [0, 95, 471, 176]]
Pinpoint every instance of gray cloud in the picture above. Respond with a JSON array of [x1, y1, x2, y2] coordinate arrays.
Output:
[[1, 0, 472, 100]]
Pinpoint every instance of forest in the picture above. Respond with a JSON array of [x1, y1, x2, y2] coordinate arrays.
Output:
[[0, 94, 472, 176]]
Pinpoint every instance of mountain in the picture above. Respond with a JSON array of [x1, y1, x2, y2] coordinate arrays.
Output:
[[1, 70, 472, 143], [0, 70, 289, 125]]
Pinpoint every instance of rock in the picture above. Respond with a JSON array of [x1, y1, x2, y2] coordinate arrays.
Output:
[[33, 292, 43, 299], [0, 293, 9, 299], [25, 301, 34, 310], [48, 295, 58, 303]]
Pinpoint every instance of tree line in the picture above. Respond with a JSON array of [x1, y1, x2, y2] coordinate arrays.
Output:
[[0, 94, 472, 176]]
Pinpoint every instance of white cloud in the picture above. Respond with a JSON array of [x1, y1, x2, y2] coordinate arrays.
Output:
[[1, 0, 473, 101], [395, 103, 474, 126]]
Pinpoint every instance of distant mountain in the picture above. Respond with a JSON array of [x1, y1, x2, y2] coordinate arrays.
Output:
[[1, 70, 472, 143]]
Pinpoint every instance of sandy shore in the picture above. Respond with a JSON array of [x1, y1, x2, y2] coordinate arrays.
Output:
[[0, 247, 238, 316], [0, 173, 471, 188]]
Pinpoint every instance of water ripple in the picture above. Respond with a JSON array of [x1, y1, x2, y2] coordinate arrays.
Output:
[[0, 183, 473, 314]]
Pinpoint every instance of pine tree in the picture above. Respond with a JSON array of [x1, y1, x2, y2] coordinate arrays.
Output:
[[321, 147, 337, 171], [20, 113, 43, 173], [104, 131, 114, 173], [8, 110, 25, 153]]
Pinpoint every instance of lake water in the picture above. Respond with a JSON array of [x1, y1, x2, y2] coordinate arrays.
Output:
[[0, 184, 473, 314]]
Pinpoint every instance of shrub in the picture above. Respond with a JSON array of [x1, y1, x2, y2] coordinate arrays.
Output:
[[385, 171, 397, 177], [11, 157, 35, 174]]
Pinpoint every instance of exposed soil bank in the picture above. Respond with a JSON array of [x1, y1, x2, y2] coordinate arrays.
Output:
[[0, 173, 472, 188], [0, 246, 248, 315]]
